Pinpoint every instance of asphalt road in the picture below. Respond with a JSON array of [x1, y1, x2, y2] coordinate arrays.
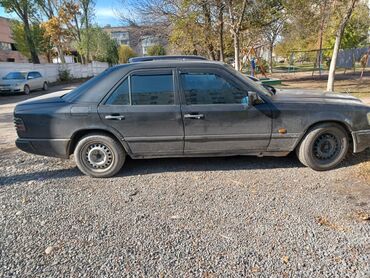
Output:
[[0, 85, 369, 277]]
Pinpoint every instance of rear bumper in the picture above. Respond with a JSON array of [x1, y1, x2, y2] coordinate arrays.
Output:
[[16, 138, 70, 158], [352, 130, 370, 153]]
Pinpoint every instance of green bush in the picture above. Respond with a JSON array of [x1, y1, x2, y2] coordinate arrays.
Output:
[[58, 68, 72, 82], [147, 44, 166, 56]]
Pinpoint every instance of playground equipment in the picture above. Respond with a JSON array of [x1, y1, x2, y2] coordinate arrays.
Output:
[[241, 46, 268, 78], [288, 48, 331, 75]]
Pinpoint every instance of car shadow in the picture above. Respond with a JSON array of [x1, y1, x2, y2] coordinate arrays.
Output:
[[0, 168, 81, 187], [1, 151, 368, 187], [116, 154, 304, 177]]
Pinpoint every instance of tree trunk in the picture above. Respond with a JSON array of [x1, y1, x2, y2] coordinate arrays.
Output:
[[327, 0, 358, 92], [233, 30, 240, 71], [202, 3, 216, 60], [269, 42, 273, 73], [56, 45, 66, 64], [217, 0, 224, 62], [23, 20, 40, 64]]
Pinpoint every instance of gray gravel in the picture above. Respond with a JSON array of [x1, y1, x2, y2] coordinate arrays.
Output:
[[1, 150, 370, 277]]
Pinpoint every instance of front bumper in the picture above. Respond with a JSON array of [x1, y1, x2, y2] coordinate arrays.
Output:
[[352, 130, 370, 153], [0, 87, 23, 94], [16, 138, 71, 158]]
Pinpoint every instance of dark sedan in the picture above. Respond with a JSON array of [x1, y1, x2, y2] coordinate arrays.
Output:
[[14, 60, 370, 177]]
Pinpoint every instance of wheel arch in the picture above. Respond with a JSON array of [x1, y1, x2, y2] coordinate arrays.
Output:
[[294, 120, 354, 152], [68, 128, 132, 156]]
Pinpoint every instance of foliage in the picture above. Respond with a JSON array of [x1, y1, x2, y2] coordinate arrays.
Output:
[[324, 1, 370, 51], [41, 1, 80, 51], [75, 27, 119, 65], [10, 20, 53, 62], [146, 44, 166, 56], [58, 67, 72, 81], [118, 45, 137, 64]]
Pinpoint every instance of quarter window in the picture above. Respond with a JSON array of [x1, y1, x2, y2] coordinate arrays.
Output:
[[131, 73, 174, 105], [105, 78, 130, 105], [180, 72, 246, 105]]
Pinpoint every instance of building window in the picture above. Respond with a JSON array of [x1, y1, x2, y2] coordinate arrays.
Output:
[[0, 42, 12, 51]]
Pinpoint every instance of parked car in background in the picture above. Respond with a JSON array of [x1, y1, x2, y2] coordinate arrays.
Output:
[[0, 71, 48, 95], [14, 60, 370, 178]]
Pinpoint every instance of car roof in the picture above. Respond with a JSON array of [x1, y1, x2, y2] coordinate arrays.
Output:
[[118, 59, 226, 69], [129, 55, 207, 63]]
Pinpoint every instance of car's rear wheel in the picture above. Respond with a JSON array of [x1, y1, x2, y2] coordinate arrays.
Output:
[[297, 123, 349, 171], [24, 85, 30, 95], [74, 134, 126, 178], [42, 82, 48, 91]]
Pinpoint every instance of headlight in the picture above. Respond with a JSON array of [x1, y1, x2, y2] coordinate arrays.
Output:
[[367, 112, 370, 125]]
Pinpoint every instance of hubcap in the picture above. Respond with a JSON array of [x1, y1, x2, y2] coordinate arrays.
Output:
[[84, 143, 113, 169], [313, 133, 340, 161]]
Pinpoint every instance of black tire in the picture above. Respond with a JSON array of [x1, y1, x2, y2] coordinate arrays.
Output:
[[297, 123, 349, 171], [24, 85, 30, 95], [74, 133, 126, 178], [42, 82, 48, 91]]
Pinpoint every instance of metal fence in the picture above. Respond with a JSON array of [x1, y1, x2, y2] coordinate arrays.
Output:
[[337, 47, 370, 68]]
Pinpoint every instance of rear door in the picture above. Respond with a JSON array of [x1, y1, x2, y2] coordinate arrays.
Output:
[[179, 67, 272, 155], [98, 68, 184, 156]]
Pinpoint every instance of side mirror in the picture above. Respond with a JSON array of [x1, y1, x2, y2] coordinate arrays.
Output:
[[248, 91, 258, 106], [27, 76, 33, 80], [263, 84, 276, 95]]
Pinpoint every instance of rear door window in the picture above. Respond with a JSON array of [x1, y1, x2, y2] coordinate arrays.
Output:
[[131, 72, 174, 105], [104, 70, 175, 105]]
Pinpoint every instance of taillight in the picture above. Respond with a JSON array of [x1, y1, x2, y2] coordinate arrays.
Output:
[[14, 117, 26, 132]]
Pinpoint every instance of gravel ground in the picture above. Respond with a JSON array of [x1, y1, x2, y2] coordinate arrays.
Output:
[[1, 150, 369, 277]]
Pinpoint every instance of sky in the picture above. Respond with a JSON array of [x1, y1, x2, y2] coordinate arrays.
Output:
[[0, 0, 123, 27]]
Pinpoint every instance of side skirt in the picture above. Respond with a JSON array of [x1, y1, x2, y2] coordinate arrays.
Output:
[[129, 151, 290, 159]]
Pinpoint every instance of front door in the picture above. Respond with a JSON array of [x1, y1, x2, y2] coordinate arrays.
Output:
[[98, 68, 184, 156], [179, 68, 272, 155]]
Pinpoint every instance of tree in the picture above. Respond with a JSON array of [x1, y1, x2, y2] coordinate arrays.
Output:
[[41, 0, 80, 64], [147, 44, 166, 56], [327, 0, 359, 92], [225, 0, 248, 70], [79, 0, 95, 62], [11, 20, 53, 62], [117, 0, 219, 59], [0, 0, 40, 63], [324, 1, 370, 50], [38, 0, 95, 64], [75, 27, 118, 65], [118, 45, 137, 63]]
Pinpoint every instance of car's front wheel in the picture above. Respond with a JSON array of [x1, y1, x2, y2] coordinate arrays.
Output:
[[24, 85, 30, 95], [297, 123, 349, 171], [74, 133, 126, 178]]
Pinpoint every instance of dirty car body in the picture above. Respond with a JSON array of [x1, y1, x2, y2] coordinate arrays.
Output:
[[14, 60, 370, 177]]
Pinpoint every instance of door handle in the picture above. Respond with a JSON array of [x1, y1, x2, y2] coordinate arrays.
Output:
[[184, 113, 204, 120], [105, 115, 125, 120]]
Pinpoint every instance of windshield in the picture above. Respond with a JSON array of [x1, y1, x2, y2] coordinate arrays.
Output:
[[223, 64, 273, 97], [4, 72, 26, 80]]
